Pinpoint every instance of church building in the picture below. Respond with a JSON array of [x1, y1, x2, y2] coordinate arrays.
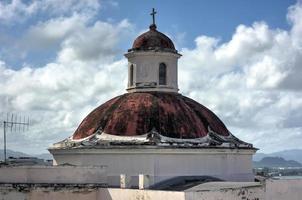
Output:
[[49, 9, 257, 188]]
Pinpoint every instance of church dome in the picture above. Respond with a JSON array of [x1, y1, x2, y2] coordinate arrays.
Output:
[[72, 92, 230, 140], [130, 25, 176, 52], [51, 10, 253, 149]]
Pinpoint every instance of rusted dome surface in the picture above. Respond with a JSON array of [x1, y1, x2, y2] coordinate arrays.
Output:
[[73, 92, 230, 140], [130, 25, 176, 51]]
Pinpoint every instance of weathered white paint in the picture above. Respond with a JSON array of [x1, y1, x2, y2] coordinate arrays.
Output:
[[0, 186, 186, 200], [52, 131, 253, 149], [49, 147, 256, 187], [0, 182, 264, 200], [125, 51, 181, 93], [0, 166, 107, 184], [3, 179, 302, 200], [0, 185, 100, 200], [99, 188, 186, 200], [185, 182, 264, 200], [265, 178, 302, 200]]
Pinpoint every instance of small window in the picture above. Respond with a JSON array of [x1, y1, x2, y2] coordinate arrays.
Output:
[[129, 64, 134, 86], [159, 63, 167, 85]]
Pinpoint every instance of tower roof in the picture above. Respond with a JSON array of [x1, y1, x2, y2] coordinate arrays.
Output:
[[129, 25, 176, 52]]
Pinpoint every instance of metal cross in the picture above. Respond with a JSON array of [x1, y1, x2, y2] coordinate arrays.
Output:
[[150, 8, 157, 25]]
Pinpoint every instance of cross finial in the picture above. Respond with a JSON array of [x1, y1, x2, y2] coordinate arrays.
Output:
[[150, 8, 157, 25]]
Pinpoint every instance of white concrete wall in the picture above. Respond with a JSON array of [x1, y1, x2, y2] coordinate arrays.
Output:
[[265, 178, 302, 200], [99, 188, 185, 200], [0, 166, 107, 184], [0, 185, 100, 200], [0, 184, 264, 200], [125, 51, 181, 93], [0, 186, 186, 200], [50, 148, 255, 187], [1, 172, 301, 200]]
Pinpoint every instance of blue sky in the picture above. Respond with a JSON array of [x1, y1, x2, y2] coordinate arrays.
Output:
[[0, 0, 302, 154], [101, 0, 295, 45]]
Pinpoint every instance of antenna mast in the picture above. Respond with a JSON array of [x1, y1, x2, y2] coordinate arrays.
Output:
[[2, 113, 29, 163]]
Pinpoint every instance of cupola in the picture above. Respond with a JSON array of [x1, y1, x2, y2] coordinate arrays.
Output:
[[125, 8, 181, 93]]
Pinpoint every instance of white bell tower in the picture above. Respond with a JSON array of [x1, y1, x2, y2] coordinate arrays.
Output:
[[124, 9, 181, 93]]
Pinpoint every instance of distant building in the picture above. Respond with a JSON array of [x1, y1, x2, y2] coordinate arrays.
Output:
[[49, 10, 256, 188], [6, 156, 48, 166]]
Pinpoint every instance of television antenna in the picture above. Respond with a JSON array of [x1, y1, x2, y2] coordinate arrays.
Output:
[[1, 113, 30, 163]]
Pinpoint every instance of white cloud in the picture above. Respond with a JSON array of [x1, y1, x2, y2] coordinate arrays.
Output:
[[0, 0, 100, 24], [57, 19, 131, 64], [246, 56, 288, 89], [0, 58, 127, 153], [0, 0, 103, 63], [0, 0, 38, 23], [0, 13, 131, 154], [24, 14, 88, 49], [179, 2, 302, 153]]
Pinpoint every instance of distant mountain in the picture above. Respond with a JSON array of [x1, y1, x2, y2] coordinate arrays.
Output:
[[0, 149, 53, 161], [270, 149, 302, 163], [253, 149, 302, 163], [253, 153, 267, 161], [253, 156, 302, 168], [0, 149, 30, 161]]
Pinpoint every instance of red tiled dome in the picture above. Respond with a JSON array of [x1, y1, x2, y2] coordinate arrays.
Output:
[[73, 92, 230, 140], [130, 25, 176, 51]]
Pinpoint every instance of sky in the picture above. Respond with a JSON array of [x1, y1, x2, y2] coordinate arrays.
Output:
[[0, 0, 302, 154]]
